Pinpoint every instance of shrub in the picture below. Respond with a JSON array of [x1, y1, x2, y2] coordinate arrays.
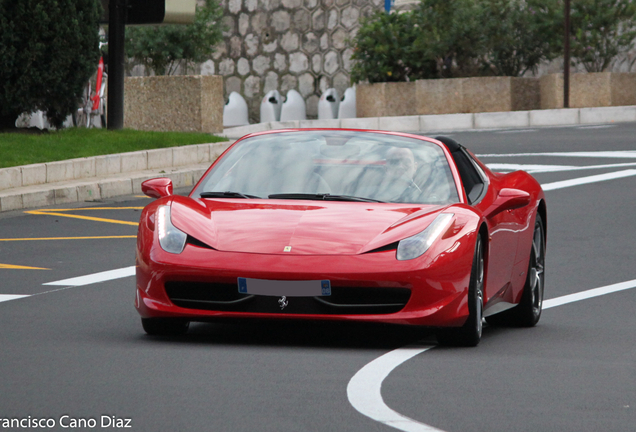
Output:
[[481, 0, 562, 76], [412, 0, 486, 78], [350, 11, 438, 83], [125, 0, 224, 76], [569, 0, 636, 72], [0, 0, 101, 129]]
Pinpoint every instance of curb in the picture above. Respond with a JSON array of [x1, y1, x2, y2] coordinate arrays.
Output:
[[0, 141, 233, 213], [221, 105, 636, 138]]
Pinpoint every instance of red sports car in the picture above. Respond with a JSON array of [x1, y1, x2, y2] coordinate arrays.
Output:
[[136, 129, 546, 346]]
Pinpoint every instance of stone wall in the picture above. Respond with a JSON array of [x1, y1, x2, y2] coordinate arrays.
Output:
[[540, 72, 636, 109], [201, 0, 383, 122], [358, 77, 542, 117], [124, 75, 224, 133]]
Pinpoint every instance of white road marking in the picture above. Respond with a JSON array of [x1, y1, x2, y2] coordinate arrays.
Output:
[[478, 151, 636, 159], [347, 277, 636, 432], [487, 163, 576, 173], [347, 279, 636, 432], [577, 125, 615, 129], [43, 266, 136, 287], [543, 279, 636, 309], [488, 161, 636, 173], [495, 129, 537, 134], [0, 294, 30, 303], [541, 169, 636, 191], [347, 344, 443, 432]]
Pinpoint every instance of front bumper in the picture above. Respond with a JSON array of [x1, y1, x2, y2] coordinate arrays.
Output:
[[135, 238, 475, 328]]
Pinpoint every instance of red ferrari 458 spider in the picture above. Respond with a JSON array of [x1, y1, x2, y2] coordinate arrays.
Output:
[[136, 129, 546, 346]]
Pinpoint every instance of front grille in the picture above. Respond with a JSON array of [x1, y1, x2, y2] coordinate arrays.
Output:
[[165, 281, 410, 315]]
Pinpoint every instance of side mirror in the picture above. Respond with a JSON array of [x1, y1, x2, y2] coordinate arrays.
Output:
[[484, 188, 531, 218], [141, 178, 173, 199]]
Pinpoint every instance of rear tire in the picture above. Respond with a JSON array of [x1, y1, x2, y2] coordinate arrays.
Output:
[[141, 318, 190, 336], [486, 213, 545, 327], [436, 235, 484, 347]]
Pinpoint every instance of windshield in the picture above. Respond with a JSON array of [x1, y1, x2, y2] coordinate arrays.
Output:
[[192, 131, 460, 205]]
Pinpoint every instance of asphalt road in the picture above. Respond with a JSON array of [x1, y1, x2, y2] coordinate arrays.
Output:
[[1, 123, 635, 431]]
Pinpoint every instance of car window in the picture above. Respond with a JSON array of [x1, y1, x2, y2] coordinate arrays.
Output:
[[450, 149, 486, 204], [193, 131, 460, 205]]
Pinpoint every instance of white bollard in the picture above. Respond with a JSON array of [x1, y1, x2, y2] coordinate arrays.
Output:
[[338, 87, 357, 119], [260, 90, 282, 123], [223, 92, 250, 127], [318, 88, 340, 120], [280, 89, 307, 121]]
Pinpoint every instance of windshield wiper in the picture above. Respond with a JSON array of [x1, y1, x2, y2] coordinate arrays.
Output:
[[200, 191, 261, 199], [268, 193, 384, 203]]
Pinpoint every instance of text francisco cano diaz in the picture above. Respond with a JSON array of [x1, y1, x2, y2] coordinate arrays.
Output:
[[0, 415, 132, 429]]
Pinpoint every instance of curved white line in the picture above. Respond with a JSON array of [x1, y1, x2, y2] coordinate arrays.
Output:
[[347, 344, 444, 432], [348, 279, 636, 431]]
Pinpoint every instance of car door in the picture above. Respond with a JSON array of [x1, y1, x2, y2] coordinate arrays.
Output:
[[452, 148, 519, 303]]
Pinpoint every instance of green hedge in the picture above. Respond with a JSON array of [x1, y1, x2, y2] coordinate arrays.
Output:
[[351, 0, 636, 83]]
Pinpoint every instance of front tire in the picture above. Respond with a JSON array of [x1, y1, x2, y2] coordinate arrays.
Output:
[[141, 318, 190, 336], [486, 213, 545, 327], [436, 235, 484, 347]]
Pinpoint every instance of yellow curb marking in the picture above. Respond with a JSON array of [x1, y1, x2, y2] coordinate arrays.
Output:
[[30, 207, 144, 211], [24, 210, 139, 226], [0, 263, 50, 270], [0, 236, 137, 242]]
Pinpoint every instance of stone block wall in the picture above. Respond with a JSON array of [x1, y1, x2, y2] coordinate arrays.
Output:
[[124, 75, 224, 133], [540, 72, 636, 109], [358, 77, 541, 117], [357, 82, 416, 117], [202, 0, 384, 122]]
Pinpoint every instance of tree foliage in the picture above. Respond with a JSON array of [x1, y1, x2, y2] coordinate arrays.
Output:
[[125, 0, 224, 76], [412, 0, 485, 78], [0, 0, 101, 129], [481, 0, 562, 76], [569, 0, 636, 72], [350, 11, 438, 83]]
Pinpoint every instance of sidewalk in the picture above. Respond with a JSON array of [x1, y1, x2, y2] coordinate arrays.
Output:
[[220, 105, 636, 138], [2, 105, 635, 212]]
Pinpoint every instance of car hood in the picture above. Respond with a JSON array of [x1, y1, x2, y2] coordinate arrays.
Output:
[[170, 196, 447, 255]]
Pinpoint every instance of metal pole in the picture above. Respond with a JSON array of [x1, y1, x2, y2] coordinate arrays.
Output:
[[564, 0, 570, 108], [107, 0, 126, 129]]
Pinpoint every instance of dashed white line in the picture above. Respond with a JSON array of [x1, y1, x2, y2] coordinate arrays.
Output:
[[478, 150, 636, 159], [487, 161, 636, 173], [541, 169, 636, 191], [577, 125, 615, 129], [43, 266, 136, 287], [543, 279, 636, 309], [0, 294, 30, 303], [495, 129, 537, 134], [487, 163, 576, 173]]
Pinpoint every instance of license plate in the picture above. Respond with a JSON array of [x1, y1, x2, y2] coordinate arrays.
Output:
[[237, 278, 331, 297]]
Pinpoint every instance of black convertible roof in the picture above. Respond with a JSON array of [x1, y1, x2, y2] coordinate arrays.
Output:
[[434, 136, 462, 153]]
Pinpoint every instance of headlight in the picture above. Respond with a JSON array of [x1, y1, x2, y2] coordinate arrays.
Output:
[[396, 213, 454, 261], [157, 205, 187, 254]]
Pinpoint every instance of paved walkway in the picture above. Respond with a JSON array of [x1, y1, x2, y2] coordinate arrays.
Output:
[[2, 105, 635, 212]]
